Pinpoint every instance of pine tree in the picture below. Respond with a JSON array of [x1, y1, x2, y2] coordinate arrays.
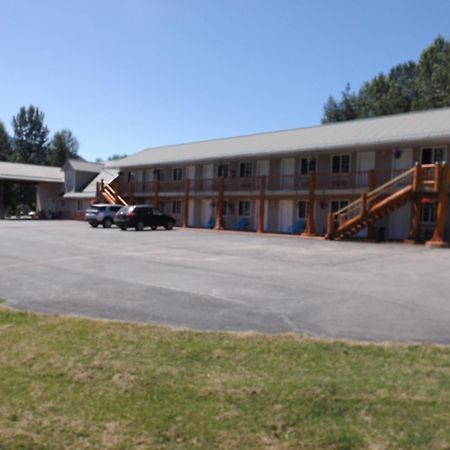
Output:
[[0, 121, 12, 161], [47, 129, 80, 167]]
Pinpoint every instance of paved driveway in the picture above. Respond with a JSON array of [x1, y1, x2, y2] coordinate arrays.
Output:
[[0, 220, 449, 343]]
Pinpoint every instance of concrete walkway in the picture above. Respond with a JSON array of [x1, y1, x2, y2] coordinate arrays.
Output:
[[0, 221, 449, 343]]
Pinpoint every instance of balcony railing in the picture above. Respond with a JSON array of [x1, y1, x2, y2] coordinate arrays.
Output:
[[117, 169, 429, 196]]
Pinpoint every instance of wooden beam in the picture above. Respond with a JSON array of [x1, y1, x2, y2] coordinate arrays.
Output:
[[367, 169, 376, 240], [360, 192, 367, 219], [426, 163, 449, 248], [302, 173, 316, 236], [408, 195, 422, 242], [326, 213, 334, 240], [153, 179, 159, 208], [257, 175, 266, 233], [412, 163, 421, 192], [214, 177, 225, 230], [182, 178, 190, 228]]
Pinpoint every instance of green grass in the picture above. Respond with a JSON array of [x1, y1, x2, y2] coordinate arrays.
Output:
[[0, 306, 449, 449]]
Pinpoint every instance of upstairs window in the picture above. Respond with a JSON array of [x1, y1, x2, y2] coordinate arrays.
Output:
[[331, 154, 350, 174], [300, 157, 317, 175], [240, 162, 252, 178], [153, 169, 164, 181], [421, 147, 446, 164], [173, 168, 183, 181], [217, 164, 229, 178]]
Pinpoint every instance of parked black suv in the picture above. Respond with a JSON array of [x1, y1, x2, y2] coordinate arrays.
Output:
[[114, 205, 176, 231]]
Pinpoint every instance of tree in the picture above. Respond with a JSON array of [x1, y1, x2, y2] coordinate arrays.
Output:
[[321, 36, 450, 123], [12, 105, 49, 165], [0, 121, 12, 161], [107, 153, 128, 161], [414, 36, 450, 110], [47, 129, 80, 167]]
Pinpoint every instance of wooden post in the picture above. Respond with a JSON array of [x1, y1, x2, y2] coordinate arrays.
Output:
[[182, 179, 190, 228], [214, 177, 225, 230], [96, 181, 100, 201], [412, 163, 421, 192], [433, 163, 441, 193], [367, 169, 376, 240], [153, 179, 159, 208], [302, 173, 316, 236], [257, 176, 266, 233], [100, 179, 104, 192], [426, 163, 449, 248], [408, 196, 422, 242], [360, 192, 367, 219], [326, 213, 334, 240]]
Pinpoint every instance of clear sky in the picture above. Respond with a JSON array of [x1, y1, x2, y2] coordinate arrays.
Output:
[[1, 0, 449, 161]]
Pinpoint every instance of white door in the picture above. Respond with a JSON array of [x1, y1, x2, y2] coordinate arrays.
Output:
[[254, 200, 269, 231], [389, 148, 413, 240], [201, 199, 213, 227], [256, 160, 270, 176], [278, 200, 293, 232], [280, 158, 295, 189], [188, 199, 195, 226], [186, 165, 196, 180]]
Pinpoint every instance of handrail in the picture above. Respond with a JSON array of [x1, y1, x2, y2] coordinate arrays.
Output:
[[367, 167, 415, 201]]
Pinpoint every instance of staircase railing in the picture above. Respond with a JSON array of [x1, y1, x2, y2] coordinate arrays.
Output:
[[98, 179, 128, 206], [327, 166, 417, 238]]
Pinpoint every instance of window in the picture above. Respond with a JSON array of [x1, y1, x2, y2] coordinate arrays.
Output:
[[218, 164, 229, 178], [240, 162, 252, 178], [77, 199, 83, 211], [297, 200, 308, 219], [172, 200, 182, 215], [300, 157, 317, 175], [238, 200, 251, 217], [153, 169, 164, 181], [421, 201, 437, 223], [331, 154, 350, 173], [330, 200, 349, 213], [173, 168, 183, 181], [421, 147, 446, 164]]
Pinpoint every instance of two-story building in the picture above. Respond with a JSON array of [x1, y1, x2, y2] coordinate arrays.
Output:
[[106, 107, 450, 245]]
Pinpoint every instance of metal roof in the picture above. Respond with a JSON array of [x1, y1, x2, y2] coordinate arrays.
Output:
[[0, 161, 64, 183], [65, 159, 104, 173], [109, 108, 450, 169], [63, 168, 118, 199]]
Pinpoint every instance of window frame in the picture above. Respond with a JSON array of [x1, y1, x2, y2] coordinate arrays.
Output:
[[171, 200, 182, 215], [331, 154, 351, 174], [300, 156, 317, 175], [421, 147, 447, 165], [297, 200, 309, 219], [239, 162, 252, 178], [217, 164, 229, 178], [238, 200, 251, 217], [172, 167, 183, 182]]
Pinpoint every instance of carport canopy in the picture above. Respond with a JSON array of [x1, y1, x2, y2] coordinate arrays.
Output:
[[0, 161, 64, 184]]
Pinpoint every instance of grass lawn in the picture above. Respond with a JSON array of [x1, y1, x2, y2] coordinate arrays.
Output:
[[0, 306, 449, 449]]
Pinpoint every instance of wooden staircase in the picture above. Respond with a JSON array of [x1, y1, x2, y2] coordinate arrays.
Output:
[[326, 164, 437, 240], [97, 179, 128, 206]]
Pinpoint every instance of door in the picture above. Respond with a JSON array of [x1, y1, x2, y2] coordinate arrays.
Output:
[[389, 148, 413, 240], [188, 199, 195, 226], [356, 151, 375, 187], [278, 200, 293, 232], [186, 165, 196, 180], [201, 199, 213, 227], [280, 158, 295, 189], [256, 160, 270, 176]]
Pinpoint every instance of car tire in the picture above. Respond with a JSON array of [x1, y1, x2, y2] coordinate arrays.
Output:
[[90, 223, 98, 228], [165, 221, 174, 230], [103, 218, 113, 228], [151, 225, 157, 230], [135, 221, 144, 231], [120, 226, 127, 231]]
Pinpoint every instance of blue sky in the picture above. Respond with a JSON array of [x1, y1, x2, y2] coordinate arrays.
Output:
[[1, 0, 449, 161]]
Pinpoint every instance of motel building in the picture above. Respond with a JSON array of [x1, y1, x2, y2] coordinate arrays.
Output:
[[101, 107, 450, 248]]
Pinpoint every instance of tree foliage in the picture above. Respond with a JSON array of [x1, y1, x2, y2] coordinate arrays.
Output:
[[322, 36, 450, 123], [47, 129, 80, 167], [12, 105, 50, 164], [0, 121, 12, 161]]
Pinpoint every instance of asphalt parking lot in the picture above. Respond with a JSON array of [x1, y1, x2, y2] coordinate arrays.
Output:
[[0, 220, 449, 343]]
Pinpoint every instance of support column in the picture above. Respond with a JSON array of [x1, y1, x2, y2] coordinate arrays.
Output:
[[326, 213, 334, 240], [182, 178, 190, 228], [407, 163, 422, 243], [214, 177, 224, 230], [153, 179, 159, 208], [302, 173, 316, 236], [360, 192, 367, 219], [426, 162, 449, 248], [367, 169, 376, 240], [96, 181, 100, 202], [257, 176, 266, 233]]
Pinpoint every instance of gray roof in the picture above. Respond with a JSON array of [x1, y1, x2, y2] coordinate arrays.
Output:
[[109, 108, 450, 169], [65, 159, 104, 173], [0, 161, 64, 183], [63, 168, 118, 199]]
